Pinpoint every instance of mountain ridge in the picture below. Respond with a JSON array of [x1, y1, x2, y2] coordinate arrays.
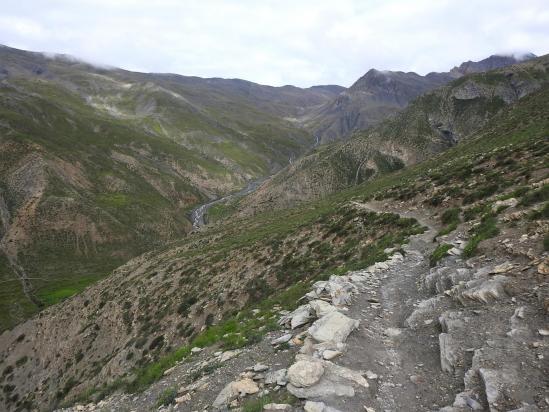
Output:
[[304, 53, 538, 143]]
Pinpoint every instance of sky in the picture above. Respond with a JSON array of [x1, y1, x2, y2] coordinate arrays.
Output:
[[0, 0, 548, 87]]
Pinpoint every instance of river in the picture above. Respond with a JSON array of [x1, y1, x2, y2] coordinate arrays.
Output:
[[189, 178, 265, 229]]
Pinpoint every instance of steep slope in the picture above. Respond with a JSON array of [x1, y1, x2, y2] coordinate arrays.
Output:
[[0, 45, 342, 331], [0, 78, 547, 412], [306, 53, 536, 143], [236, 55, 549, 216]]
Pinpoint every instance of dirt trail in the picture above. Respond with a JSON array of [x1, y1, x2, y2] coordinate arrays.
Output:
[[323, 202, 462, 411]]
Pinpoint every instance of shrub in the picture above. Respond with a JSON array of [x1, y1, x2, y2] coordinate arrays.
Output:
[[463, 214, 499, 258], [520, 184, 549, 206], [155, 387, 177, 407], [429, 244, 453, 267]]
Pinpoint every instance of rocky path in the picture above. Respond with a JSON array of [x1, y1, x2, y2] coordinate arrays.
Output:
[[316, 202, 461, 411], [60, 202, 549, 412]]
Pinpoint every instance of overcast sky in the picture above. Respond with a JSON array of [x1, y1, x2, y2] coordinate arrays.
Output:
[[1, 0, 548, 87]]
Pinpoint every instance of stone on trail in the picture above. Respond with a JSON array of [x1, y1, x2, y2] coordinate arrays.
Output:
[[478, 368, 517, 410], [439, 333, 462, 374], [453, 276, 510, 305], [212, 378, 259, 408], [304, 400, 343, 412], [288, 379, 354, 399], [265, 369, 288, 386], [263, 403, 293, 411], [279, 304, 313, 329], [308, 311, 359, 343], [271, 333, 293, 345], [219, 349, 241, 363], [309, 299, 338, 317], [287, 359, 325, 387], [322, 349, 342, 360], [253, 363, 269, 372]]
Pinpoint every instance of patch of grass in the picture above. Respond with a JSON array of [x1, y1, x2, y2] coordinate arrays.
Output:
[[529, 202, 549, 220], [429, 244, 453, 267], [437, 207, 461, 237], [462, 214, 500, 258], [155, 386, 177, 407], [544, 233, 549, 252], [37, 274, 105, 306], [520, 184, 549, 206], [241, 392, 298, 412]]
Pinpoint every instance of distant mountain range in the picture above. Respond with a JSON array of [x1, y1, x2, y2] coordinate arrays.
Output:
[[303, 53, 537, 143]]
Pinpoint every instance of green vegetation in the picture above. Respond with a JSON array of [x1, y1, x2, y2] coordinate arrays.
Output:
[[241, 392, 298, 412], [430, 244, 453, 267], [155, 387, 177, 407], [463, 214, 500, 258], [437, 208, 461, 237], [520, 184, 549, 206]]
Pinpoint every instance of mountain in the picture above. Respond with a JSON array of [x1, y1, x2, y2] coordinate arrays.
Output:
[[305, 53, 537, 143], [0, 45, 343, 331], [0, 59, 547, 411], [236, 54, 549, 216]]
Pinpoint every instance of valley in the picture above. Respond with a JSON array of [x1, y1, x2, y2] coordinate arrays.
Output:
[[0, 46, 547, 412]]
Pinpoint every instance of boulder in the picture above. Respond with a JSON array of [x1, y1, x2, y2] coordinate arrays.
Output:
[[308, 312, 359, 343], [212, 378, 259, 408], [439, 333, 462, 374], [287, 360, 324, 387], [309, 300, 338, 317], [279, 305, 313, 329], [453, 276, 509, 305]]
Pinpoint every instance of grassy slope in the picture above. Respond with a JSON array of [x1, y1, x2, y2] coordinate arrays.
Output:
[[0, 46, 333, 331]]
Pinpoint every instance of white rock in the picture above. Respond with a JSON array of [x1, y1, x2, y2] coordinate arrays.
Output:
[[304, 401, 342, 412], [219, 350, 241, 363], [175, 393, 191, 404], [284, 305, 312, 329], [365, 370, 378, 380], [271, 333, 292, 345], [384, 327, 402, 337], [322, 350, 342, 360], [310, 300, 338, 317], [190, 347, 202, 354], [265, 369, 288, 386], [253, 363, 269, 372], [212, 378, 259, 408], [263, 404, 292, 411], [287, 360, 324, 387], [308, 312, 359, 343], [492, 198, 518, 211], [491, 262, 515, 274]]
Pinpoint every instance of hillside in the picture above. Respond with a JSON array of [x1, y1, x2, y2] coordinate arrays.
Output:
[[234, 55, 549, 217], [0, 68, 547, 411], [304, 53, 536, 143], [0, 45, 343, 331]]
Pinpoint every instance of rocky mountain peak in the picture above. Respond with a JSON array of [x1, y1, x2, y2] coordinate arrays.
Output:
[[450, 52, 537, 76]]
